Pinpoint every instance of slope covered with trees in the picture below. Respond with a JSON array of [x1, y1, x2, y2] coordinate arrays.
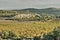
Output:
[[0, 8, 60, 21]]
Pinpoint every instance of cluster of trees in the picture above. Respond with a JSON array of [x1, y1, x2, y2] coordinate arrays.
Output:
[[0, 14, 56, 21]]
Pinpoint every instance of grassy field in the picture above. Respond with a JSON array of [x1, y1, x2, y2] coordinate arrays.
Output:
[[0, 20, 60, 38]]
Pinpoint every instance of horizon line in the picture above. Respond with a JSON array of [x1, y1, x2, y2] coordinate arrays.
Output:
[[0, 7, 60, 10]]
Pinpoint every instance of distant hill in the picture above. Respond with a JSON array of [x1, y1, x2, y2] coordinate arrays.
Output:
[[17, 8, 60, 15], [0, 8, 60, 15]]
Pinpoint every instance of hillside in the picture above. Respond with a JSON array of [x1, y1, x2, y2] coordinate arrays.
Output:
[[0, 8, 60, 21], [18, 8, 60, 15]]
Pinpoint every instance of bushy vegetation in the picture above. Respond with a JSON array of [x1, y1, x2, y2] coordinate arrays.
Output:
[[0, 10, 59, 21], [0, 20, 60, 40]]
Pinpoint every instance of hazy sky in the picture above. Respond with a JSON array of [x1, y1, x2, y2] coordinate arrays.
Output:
[[0, 0, 60, 9]]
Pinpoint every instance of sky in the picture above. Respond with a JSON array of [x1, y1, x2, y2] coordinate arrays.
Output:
[[0, 0, 60, 9]]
